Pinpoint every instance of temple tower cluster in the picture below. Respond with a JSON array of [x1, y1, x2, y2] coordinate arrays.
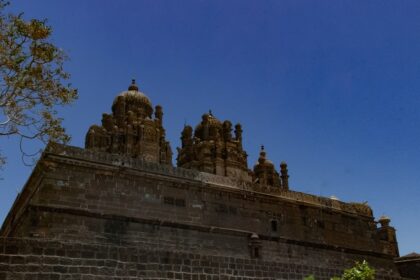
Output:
[[86, 80, 290, 189]]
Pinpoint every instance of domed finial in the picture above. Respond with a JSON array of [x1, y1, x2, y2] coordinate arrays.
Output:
[[128, 79, 139, 91], [209, 109, 213, 116], [378, 215, 391, 227], [258, 145, 266, 164]]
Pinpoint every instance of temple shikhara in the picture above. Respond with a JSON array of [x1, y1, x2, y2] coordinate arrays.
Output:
[[0, 80, 417, 279]]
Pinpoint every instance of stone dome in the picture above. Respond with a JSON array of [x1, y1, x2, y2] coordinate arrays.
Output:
[[379, 215, 391, 222], [194, 111, 223, 140], [252, 146, 281, 187], [205, 112, 222, 126], [378, 215, 391, 227], [112, 79, 153, 118], [196, 112, 222, 128], [254, 147, 274, 168]]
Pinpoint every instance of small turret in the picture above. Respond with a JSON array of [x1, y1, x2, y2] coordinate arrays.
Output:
[[378, 215, 391, 227], [155, 105, 163, 123], [280, 161, 289, 190], [234, 123, 243, 148], [377, 215, 399, 257]]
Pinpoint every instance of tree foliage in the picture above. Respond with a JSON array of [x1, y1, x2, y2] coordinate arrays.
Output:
[[341, 261, 375, 280], [303, 260, 375, 280], [0, 0, 77, 166]]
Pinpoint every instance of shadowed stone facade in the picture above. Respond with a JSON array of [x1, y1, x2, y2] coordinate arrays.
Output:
[[0, 81, 414, 279], [395, 253, 420, 279]]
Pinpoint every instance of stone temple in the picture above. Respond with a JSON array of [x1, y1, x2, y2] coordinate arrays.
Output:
[[0, 80, 416, 279]]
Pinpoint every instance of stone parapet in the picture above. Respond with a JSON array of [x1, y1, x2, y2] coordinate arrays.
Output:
[[46, 143, 373, 218]]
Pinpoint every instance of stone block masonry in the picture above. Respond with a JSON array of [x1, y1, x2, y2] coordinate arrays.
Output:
[[0, 144, 406, 279], [0, 238, 408, 280]]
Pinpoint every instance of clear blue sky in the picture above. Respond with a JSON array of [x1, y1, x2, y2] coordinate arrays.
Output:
[[1, 1, 419, 255]]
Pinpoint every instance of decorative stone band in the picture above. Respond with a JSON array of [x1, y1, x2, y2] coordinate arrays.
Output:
[[44, 143, 374, 218]]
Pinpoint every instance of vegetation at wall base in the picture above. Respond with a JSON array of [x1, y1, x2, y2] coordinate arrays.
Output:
[[304, 261, 375, 280]]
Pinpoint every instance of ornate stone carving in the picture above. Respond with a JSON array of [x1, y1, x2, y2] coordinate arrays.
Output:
[[85, 80, 172, 165], [251, 146, 290, 191], [177, 111, 250, 182]]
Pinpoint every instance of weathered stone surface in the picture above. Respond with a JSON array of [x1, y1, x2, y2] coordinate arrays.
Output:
[[395, 253, 420, 279], [0, 82, 409, 279], [0, 143, 404, 279], [0, 238, 409, 280], [177, 113, 249, 182]]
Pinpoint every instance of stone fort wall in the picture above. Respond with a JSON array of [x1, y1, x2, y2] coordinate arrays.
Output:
[[0, 145, 403, 279], [0, 238, 405, 280]]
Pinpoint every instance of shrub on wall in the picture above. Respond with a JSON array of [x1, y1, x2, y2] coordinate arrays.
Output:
[[304, 261, 375, 280]]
